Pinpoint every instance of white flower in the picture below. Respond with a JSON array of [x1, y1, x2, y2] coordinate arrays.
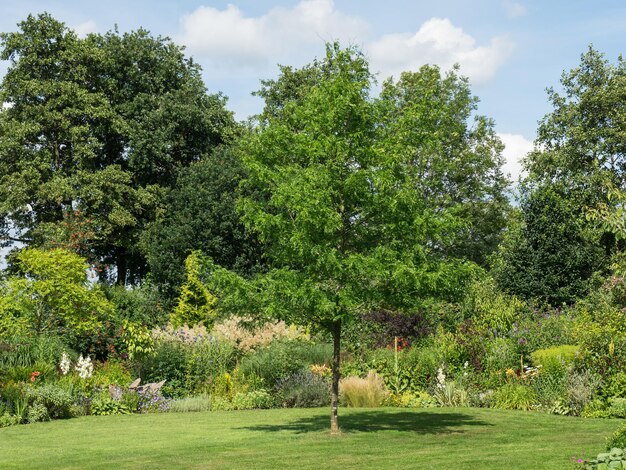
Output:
[[436, 367, 446, 390], [75, 355, 93, 379], [59, 352, 71, 375]]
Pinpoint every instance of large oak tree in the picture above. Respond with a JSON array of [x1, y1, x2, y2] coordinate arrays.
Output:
[[0, 14, 235, 283]]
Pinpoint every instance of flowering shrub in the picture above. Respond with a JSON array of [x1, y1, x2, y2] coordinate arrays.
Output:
[[75, 355, 93, 379], [137, 389, 170, 413], [275, 370, 329, 408], [59, 352, 71, 375], [151, 323, 213, 344], [211, 316, 308, 353]]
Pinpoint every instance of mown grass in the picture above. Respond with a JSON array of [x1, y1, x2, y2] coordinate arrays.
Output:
[[0, 407, 619, 469]]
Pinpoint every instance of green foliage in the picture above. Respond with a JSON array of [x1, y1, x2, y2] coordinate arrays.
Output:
[[90, 394, 131, 416], [0, 248, 113, 340], [169, 394, 211, 413], [231, 390, 274, 410], [0, 335, 70, 369], [238, 341, 332, 387], [463, 278, 527, 338], [140, 335, 236, 398], [0, 14, 235, 283], [530, 345, 579, 377], [493, 184, 603, 306], [607, 425, 626, 451], [27, 383, 74, 419], [121, 320, 154, 361], [433, 381, 470, 407], [493, 383, 537, 411], [141, 150, 263, 305], [170, 252, 218, 329], [274, 370, 329, 408]]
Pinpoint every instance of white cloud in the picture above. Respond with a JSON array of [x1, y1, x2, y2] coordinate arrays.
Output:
[[498, 133, 533, 183], [177, 1, 368, 76], [502, 1, 527, 18], [368, 18, 515, 84], [73, 20, 98, 37]]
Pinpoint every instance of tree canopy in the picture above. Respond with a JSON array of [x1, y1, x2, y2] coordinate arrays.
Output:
[[0, 13, 236, 284], [207, 43, 508, 431]]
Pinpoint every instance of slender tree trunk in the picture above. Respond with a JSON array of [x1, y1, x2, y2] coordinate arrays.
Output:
[[116, 249, 127, 286], [330, 319, 341, 434]]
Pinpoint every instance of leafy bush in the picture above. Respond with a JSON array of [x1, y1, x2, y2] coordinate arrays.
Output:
[[239, 341, 332, 387], [530, 345, 579, 377], [493, 383, 537, 411], [384, 390, 437, 408], [607, 424, 626, 450], [483, 338, 521, 375], [170, 394, 211, 413], [231, 390, 274, 410], [602, 372, 626, 399], [137, 389, 170, 413], [531, 373, 567, 407], [567, 370, 601, 415], [90, 396, 131, 416], [27, 384, 73, 419], [340, 371, 388, 408], [26, 401, 49, 423], [0, 335, 70, 370], [0, 413, 20, 427], [274, 370, 329, 408], [140, 333, 236, 397]]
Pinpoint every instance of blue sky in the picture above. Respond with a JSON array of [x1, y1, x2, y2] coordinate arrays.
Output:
[[2, 1, 626, 181]]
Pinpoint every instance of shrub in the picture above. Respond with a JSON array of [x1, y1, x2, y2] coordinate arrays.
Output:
[[0, 335, 70, 370], [231, 390, 274, 410], [239, 341, 332, 387], [137, 389, 170, 413], [274, 370, 329, 408], [607, 424, 626, 450], [493, 383, 537, 411], [531, 373, 567, 407], [602, 372, 626, 399], [530, 345, 579, 377], [212, 316, 308, 353], [385, 390, 437, 408], [90, 396, 131, 416], [27, 384, 73, 419], [340, 371, 388, 408], [483, 338, 521, 375], [0, 413, 20, 427], [26, 401, 49, 423], [567, 370, 601, 415], [140, 332, 236, 398], [170, 394, 211, 413]]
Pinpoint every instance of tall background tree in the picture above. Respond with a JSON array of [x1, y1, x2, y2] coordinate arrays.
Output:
[[0, 13, 236, 284], [208, 44, 509, 432], [494, 47, 626, 305]]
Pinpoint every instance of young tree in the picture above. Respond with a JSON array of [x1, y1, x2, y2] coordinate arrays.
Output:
[[209, 44, 504, 432], [0, 248, 113, 339], [0, 14, 236, 283]]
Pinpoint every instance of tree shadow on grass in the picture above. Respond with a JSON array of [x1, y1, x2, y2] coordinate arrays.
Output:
[[239, 409, 491, 435]]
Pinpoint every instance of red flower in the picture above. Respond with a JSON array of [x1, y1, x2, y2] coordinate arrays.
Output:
[[30, 371, 40, 382]]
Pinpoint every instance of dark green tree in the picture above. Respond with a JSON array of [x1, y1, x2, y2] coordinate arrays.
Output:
[[208, 44, 503, 432], [0, 14, 236, 283], [495, 47, 626, 304], [140, 148, 262, 304]]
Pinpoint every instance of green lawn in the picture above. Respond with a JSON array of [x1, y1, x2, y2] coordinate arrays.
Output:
[[0, 407, 619, 469]]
